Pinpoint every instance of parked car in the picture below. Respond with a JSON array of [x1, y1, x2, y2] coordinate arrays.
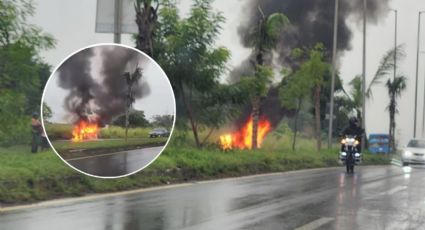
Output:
[[368, 133, 391, 154], [401, 139, 425, 166], [149, 128, 169, 138]]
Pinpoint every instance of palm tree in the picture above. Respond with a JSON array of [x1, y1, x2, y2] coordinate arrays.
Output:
[[367, 45, 405, 99], [340, 45, 405, 135], [123, 67, 143, 142], [386, 76, 407, 150], [305, 45, 328, 151], [246, 7, 289, 149], [337, 75, 363, 123]]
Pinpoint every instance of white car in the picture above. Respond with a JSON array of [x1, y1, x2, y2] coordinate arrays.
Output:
[[402, 139, 425, 166]]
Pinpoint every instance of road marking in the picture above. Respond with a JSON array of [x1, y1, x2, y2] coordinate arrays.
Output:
[[391, 158, 402, 167], [294, 217, 334, 230], [66, 146, 163, 161], [384, 185, 407, 195], [365, 185, 407, 199]]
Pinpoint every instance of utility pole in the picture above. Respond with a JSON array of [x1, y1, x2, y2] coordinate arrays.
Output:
[[390, 9, 397, 151], [361, 0, 367, 152], [421, 50, 425, 137], [113, 0, 123, 43], [328, 0, 339, 149], [393, 10, 397, 82], [415, 12, 424, 138]]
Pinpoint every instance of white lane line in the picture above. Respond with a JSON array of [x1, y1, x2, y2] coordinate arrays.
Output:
[[385, 185, 407, 195], [365, 185, 407, 199], [294, 217, 334, 230], [66, 146, 163, 161], [391, 158, 402, 167]]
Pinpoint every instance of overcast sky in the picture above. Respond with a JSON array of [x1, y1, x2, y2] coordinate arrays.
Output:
[[32, 0, 425, 146], [43, 44, 174, 123]]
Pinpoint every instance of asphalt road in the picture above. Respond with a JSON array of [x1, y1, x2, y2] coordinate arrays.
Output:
[[66, 146, 164, 177], [1, 165, 424, 230]]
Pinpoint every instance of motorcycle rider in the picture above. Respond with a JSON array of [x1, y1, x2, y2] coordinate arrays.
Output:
[[340, 117, 364, 153]]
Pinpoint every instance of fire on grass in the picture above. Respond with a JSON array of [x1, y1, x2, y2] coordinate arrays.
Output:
[[72, 119, 99, 142], [219, 116, 271, 151]]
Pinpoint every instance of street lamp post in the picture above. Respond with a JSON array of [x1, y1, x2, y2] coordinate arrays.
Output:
[[415, 11, 425, 138], [361, 0, 367, 152], [113, 0, 123, 43], [393, 9, 397, 82], [421, 51, 425, 137], [389, 9, 397, 151], [328, 0, 339, 149]]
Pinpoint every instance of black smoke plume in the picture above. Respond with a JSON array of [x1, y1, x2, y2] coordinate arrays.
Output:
[[232, 0, 390, 128], [58, 46, 150, 125], [238, 0, 390, 65]]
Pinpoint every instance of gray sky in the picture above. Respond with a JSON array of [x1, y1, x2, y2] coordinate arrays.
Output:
[[33, 0, 425, 146], [43, 44, 174, 123]]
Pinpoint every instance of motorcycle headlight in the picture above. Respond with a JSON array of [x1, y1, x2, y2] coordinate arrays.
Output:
[[355, 153, 360, 158], [354, 140, 360, 145], [341, 139, 346, 144], [341, 152, 347, 156]]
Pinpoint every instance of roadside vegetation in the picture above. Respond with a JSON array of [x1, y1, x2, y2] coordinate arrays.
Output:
[[0, 0, 400, 204], [0, 130, 391, 203]]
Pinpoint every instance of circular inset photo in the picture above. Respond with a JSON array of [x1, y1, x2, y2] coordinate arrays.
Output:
[[41, 44, 175, 178]]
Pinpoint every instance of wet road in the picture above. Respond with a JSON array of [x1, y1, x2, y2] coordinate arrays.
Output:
[[67, 146, 164, 177], [1, 165, 424, 230]]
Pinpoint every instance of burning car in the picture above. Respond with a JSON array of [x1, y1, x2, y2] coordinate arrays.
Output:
[[72, 119, 99, 142]]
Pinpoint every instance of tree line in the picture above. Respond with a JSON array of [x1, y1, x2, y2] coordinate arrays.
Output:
[[0, 0, 407, 151], [134, 0, 407, 150]]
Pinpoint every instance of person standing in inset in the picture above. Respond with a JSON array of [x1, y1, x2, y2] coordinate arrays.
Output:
[[31, 112, 42, 153]]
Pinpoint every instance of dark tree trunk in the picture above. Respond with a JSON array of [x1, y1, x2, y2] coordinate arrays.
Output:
[[178, 81, 201, 148], [251, 49, 264, 150], [389, 95, 396, 152], [251, 96, 260, 150], [200, 128, 215, 146], [135, 1, 158, 57], [314, 85, 321, 151], [392, 103, 395, 151], [292, 99, 302, 151]]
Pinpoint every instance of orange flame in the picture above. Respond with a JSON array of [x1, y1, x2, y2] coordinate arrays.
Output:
[[72, 120, 99, 142], [219, 134, 233, 151], [219, 116, 271, 150]]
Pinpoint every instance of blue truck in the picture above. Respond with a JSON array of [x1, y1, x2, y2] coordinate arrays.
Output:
[[368, 133, 391, 154]]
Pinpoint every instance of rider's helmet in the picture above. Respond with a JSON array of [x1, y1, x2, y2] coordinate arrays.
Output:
[[349, 117, 358, 127], [32, 112, 39, 118]]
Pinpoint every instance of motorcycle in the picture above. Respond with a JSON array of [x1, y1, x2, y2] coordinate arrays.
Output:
[[339, 135, 362, 173]]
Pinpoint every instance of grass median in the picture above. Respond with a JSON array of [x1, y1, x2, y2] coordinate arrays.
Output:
[[0, 142, 392, 204]]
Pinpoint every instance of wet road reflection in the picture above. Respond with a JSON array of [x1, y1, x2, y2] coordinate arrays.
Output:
[[2, 165, 425, 229], [67, 146, 164, 177]]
